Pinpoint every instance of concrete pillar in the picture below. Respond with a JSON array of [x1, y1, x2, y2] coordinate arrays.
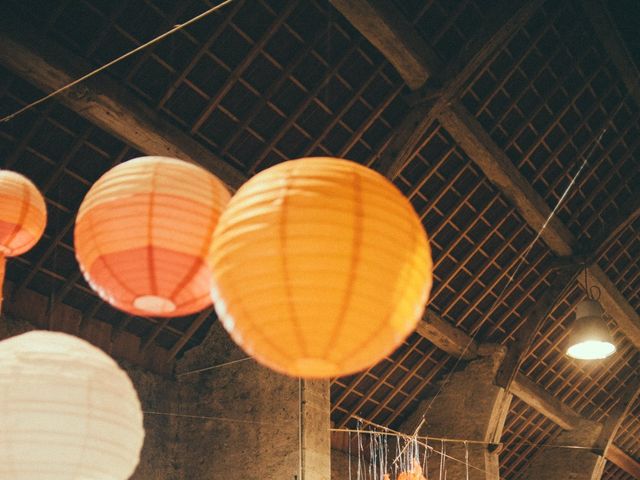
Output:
[[520, 419, 605, 480], [175, 322, 331, 480], [401, 345, 512, 480]]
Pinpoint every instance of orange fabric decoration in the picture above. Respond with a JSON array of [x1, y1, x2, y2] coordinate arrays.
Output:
[[75, 156, 230, 317], [209, 157, 432, 378], [398, 459, 427, 480], [0, 170, 47, 310]]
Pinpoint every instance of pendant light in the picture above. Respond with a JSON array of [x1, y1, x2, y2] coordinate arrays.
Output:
[[566, 265, 616, 360]]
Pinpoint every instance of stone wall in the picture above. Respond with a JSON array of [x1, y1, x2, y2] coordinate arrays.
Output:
[[0, 314, 331, 480]]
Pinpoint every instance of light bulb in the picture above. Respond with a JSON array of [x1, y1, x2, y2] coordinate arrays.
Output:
[[567, 339, 616, 360]]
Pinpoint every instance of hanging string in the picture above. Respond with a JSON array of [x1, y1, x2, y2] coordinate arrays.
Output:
[[298, 378, 303, 480], [439, 440, 445, 480], [0, 0, 236, 123], [465, 441, 469, 480], [422, 437, 428, 480], [357, 420, 363, 480], [349, 432, 353, 480], [177, 356, 252, 377], [142, 410, 279, 426]]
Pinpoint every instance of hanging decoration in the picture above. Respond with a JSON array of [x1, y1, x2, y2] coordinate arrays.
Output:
[[0, 170, 47, 311], [0, 330, 144, 479], [566, 265, 616, 360], [75, 156, 230, 317], [398, 459, 428, 480], [209, 157, 432, 378]]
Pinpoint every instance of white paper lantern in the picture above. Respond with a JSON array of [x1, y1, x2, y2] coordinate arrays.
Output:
[[0, 331, 145, 480]]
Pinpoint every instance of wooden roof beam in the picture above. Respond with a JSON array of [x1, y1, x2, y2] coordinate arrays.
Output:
[[0, 12, 247, 190], [606, 444, 640, 479], [416, 309, 478, 359], [329, 0, 441, 89]]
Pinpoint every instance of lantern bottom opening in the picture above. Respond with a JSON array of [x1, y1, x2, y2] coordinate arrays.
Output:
[[134, 295, 176, 314]]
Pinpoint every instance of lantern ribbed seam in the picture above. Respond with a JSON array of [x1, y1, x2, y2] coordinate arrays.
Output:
[[336, 199, 422, 367], [147, 162, 159, 297], [279, 165, 308, 358], [85, 201, 138, 299], [169, 171, 218, 305], [323, 170, 363, 363], [0, 252, 4, 310], [3, 180, 31, 254]]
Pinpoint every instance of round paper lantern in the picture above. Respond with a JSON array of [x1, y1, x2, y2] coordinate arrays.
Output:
[[75, 156, 231, 317], [209, 157, 432, 378], [0, 170, 47, 310], [0, 330, 144, 479]]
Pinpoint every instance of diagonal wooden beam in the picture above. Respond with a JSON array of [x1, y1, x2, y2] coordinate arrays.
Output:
[[329, 0, 442, 89], [0, 12, 247, 190], [416, 309, 478, 359], [437, 103, 576, 256], [605, 444, 640, 479], [509, 373, 583, 430]]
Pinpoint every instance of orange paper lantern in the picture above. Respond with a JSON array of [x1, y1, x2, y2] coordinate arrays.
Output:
[[75, 156, 231, 317], [209, 157, 432, 378], [0, 170, 47, 309]]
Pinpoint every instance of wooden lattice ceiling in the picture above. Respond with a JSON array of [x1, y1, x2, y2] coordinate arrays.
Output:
[[0, 0, 638, 478]]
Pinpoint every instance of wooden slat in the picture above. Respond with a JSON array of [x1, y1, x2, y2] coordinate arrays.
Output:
[[0, 12, 247, 190]]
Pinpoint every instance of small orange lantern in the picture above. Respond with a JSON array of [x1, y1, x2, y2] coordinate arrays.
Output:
[[75, 156, 230, 317], [209, 157, 432, 378], [0, 170, 47, 310]]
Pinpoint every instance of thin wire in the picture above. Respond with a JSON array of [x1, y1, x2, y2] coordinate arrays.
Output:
[[348, 432, 352, 480], [465, 441, 469, 480], [298, 378, 303, 480], [143, 410, 279, 426], [0, 0, 236, 123], [176, 356, 252, 377], [329, 427, 609, 450]]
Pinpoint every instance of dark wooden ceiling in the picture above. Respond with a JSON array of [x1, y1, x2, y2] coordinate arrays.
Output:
[[0, 0, 638, 478]]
